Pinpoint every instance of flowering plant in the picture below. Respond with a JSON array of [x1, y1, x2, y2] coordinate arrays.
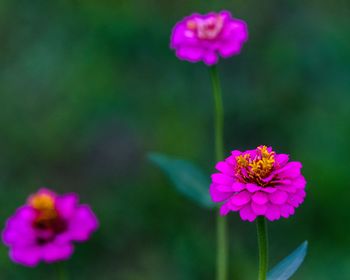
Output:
[[211, 145, 306, 221], [150, 9, 309, 280], [2, 188, 98, 267], [170, 11, 248, 65]]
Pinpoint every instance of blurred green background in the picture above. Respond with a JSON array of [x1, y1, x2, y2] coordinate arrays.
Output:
[[0, 0, 349, 279]]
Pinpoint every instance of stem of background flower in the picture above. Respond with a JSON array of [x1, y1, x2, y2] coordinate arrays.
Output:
[[256, 216, 268, 280], [209, 66, 227, 280], [58, 262, 69, 280]]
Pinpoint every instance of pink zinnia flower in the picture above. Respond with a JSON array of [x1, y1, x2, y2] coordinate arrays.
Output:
[[210, 146, 306, 222], [2, 188, 98, 266], [170, 11, 248, 65]]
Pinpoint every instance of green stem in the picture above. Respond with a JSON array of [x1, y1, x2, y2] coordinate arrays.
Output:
[[209, 66, 224, 162], [256, 216, 268, 280], [58, 262, 68, 280], [210, 66, 227, 280]]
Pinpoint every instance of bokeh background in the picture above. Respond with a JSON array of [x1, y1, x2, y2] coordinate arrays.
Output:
[[0, 0, 349, 279]]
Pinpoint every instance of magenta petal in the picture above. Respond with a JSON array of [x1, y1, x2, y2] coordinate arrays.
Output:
[[13, 206, 37, 222], [2, 225, 35, 247], [297, 189, 306, 198], [239, 205, 257, 222], [3, 207, 37, 246], [171, 24, 187, 46], [220, 202, 231, 216], [10, 246, 41, 267], [280, 205, 295, 218], [275, 154, 289, 167], [246, 184, 261, 192], [203, 52, 218, 65], [67, 205, 99, 241], [261, 187, 277, 193], [42, 242, 74, 263], [231, 150, 242, 158], [55, 194, 78, 219], [269, 190, 288, 205], [231, 182, 245, 192], [210, 184, 233, 202], [230, 191, 251, 206], [215, 161, 234, 176], [265, 204, 281, 221], [219, 41, 241, 57], [252, 192, 268, 205], [277, 162, 302, 178], [251, 202, 267, 215], [228, 201, 243, 211], [288, 190, 305, 207], [211, 173, 234, 185], [293, 176, 307, 189], [277, 185, 298, 194], [176, 47, 203, 62], [273, 179, 292, 185], [288, 196, 300, 207], [216, 184, 234, 192]]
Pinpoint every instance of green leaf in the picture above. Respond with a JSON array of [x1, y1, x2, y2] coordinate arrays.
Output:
[[268, 241, 308, 280], [148, 153, 214, 208]]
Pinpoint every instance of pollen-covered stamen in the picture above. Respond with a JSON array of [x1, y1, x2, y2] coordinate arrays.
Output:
[[29, 193, 57, 221], [249, 146, 275, 178], [186, 15, 224, 40], [235, 146, 276, 186], [29, 192, 67, 244]]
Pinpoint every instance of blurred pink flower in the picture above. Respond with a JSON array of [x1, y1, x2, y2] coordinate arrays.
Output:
[[170, 11, 248, 65], [210, 146, 306, 222], [2, 188, 98, 266]]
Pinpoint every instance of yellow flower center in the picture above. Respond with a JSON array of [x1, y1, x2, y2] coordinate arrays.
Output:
[[186, 15, 224, 40], [235, 146, 275, 185], [29, 193, 57, 221]]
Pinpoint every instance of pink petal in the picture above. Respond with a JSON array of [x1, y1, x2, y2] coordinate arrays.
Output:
[[276, 162, 302, 178], [215, 161, 234, 176], [277, 185, 298, 193], [219, 41, 241, 57], [211, 173, 234, 185], [273, 179, 292, 185], [252, 192, 268, 205], [176, 47, 203, 62], [275, 154, 289, 167], [56, 194, 79, 219], [42, 242, 74, 263], [239, 205, 257, 222], [251, 202, 267, 215], [230, 191, 251, 206], [297, 189, 306, 198], [246, 183, 261, 192], [293, 176, 307, 189], [220, 202, 231, 216], [216, 184, 234, 192], [203, 52, 218, 65], [269, 190, 288, 205], [67, 205, 99, 241], [265, 204, 281, 221], [229, 200, 244, 212], [10, 246, 41, 267], [209, 184, 233, 202], [231, 182, 245, 192], [226, 155, 238, 165], [260, 187, 277, 193], [231, 150, 242, 158], [280, 205, 295, 218], [288, 195, 302, 207]]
